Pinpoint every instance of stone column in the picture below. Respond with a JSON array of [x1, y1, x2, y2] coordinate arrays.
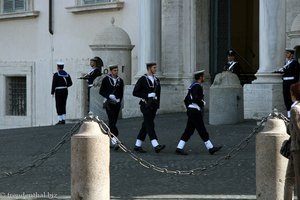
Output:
[[137, 0, 162, 77], [258, 0, 286, 74], [244, 0, 286, 119]]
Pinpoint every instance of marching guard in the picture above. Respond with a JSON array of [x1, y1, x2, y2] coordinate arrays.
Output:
[[99, 64, 124, 150], [175, 70, 222, 155], [132, 62, 165, 153]]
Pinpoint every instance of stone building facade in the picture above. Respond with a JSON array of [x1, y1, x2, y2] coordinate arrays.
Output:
[[0, 0, 299, 129]]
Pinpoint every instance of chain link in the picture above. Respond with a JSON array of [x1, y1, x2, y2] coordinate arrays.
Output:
[[0, 110, 289, 179]]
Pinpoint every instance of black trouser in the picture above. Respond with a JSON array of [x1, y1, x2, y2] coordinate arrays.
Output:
[[283, 80, 297, 111], [87, 86, 92, 112], [137, 104, 158, 141], [180, 108, 209, 142], [105, 103, 121, 136], [55, 89, 68, 115]]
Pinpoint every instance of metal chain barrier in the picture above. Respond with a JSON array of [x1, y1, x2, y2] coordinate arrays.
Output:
[[0, 109, 290, 179], [0, 120, 83, 180], [96, 109, 289, 175]]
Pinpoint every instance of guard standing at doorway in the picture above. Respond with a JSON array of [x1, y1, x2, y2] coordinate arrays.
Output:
[[175, 70, 222, 155], [274, 48, 300, 118], [132, 62, 165, 153], [223, 49, 241, 78], [99, 64, 124, 150]]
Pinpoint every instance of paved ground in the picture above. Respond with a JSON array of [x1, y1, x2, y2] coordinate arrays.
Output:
[[0, 112, 260, 200]]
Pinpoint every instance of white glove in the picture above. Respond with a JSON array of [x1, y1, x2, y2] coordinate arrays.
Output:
[[148, 93, 156, 98], [109, 94, 117, 101], [202, 100, 206, 106]]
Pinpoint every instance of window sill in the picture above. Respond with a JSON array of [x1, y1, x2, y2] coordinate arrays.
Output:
[[0, 11, 40, 21], [65, 2, 124, 14]]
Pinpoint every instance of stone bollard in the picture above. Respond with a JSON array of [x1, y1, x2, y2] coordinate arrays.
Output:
[[71, 115, 110, 200], [256, 117, 289, 200], [209, 71, 243, 125]]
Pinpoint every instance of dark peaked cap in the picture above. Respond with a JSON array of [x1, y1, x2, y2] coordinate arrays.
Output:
[[286, 48, 295, 54], [227, 49, 236, 56]]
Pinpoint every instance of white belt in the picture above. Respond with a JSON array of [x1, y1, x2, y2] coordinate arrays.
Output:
[[283, 77, 294, 81], [188, 103, 201, 111], [88, 84, 93, 87], [55, 86, 67, 90]]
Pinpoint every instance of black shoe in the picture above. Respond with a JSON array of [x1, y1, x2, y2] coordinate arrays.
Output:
[[175, 148, 188, 155], [154, 144, 166, 153], [134, 146, 147, 153], [113, 144, 120, 151], [55, 121, 65, 125], [209, 146, 222, 155]]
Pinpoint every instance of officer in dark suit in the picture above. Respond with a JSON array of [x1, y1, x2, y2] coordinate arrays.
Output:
[[274, 48, 300, 118], [99, 64, 124, 150], [175, 70, 222, 155], [132, 62, 165, 153], [223, 49, 241, 78], [51, 62, 73, 125], [80, 57, 103, 111]]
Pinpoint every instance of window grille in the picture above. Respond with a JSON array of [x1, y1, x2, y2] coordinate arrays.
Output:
[[6, 76, 27, 116], [2, 0, 26, 13]]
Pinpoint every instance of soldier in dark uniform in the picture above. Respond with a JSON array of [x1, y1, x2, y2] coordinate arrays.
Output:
[[175, 70, 222, 155], [274, 48, 300, 118], [51, 62, 73, 125], [99, 64, 124, 150], [132, 62, 165, 153], [80, 57, 103, 111], [223, 49, 241, 78]]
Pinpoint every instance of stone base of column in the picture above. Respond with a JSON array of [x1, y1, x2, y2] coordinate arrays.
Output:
[[209, 72, 244, 125], [89, 87, 108, 121], [243, 73, 285, 119], [122, 85, 142, 118]]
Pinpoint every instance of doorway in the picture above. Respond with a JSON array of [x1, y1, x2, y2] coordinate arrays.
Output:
[[210, 0, 259, 84]]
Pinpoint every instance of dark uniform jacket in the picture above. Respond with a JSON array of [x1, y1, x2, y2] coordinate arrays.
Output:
[[51, 70, 72, 95], [99, 74, 124, 102], [185, 82, 205, 109], [88, 68, 102, 86], [133, 75, 161, 108], [224, 61, 241, 77], [81, 67, 102, 87], [279, 59, 300, 82]]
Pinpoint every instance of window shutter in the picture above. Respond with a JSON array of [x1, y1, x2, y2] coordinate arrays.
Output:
[[96, 0, 111, 3], [82, 0, 112, 5], [3, 0, 25, 13], [83, 0, 95, 5], [15, 0, 25, 11], [3, 0, 14, 13]]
